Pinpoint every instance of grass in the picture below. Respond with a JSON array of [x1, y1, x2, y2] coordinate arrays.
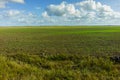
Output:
[[0, 26, 120, 80]]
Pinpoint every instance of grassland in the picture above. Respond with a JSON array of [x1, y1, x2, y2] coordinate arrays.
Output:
[[0, 26, 120, 80]]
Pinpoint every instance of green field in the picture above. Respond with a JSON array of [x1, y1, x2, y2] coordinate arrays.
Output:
[[0, 26, 120, 80]]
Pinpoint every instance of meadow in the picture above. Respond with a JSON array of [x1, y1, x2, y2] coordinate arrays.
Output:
[[0, 26, 120, 80]]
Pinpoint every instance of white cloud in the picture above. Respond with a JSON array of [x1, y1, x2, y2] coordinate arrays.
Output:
[[0, 0, 120, 26], [42, 11, 49, 18], [76, 0, 113, 12], [0, 0, 24, 8], [11, 0, 24, 3], [5, 10, 21, 17], [45, 2, 80, 17], [42, 0, 120, 25], [0, 9, 41, 26]]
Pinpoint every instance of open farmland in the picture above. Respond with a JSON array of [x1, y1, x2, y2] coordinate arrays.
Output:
[[0, 26, 120, 80]]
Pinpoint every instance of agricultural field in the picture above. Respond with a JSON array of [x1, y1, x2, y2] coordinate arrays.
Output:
[[0, 26, 120, 80]]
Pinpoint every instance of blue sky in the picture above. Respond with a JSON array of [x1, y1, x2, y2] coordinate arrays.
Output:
[[0, 0, 120, 26]]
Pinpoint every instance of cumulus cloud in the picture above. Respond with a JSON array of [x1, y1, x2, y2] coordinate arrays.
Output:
[[42, 11, 49, 18], [5, 10, 21, 17], [42, 0, 120, 25], [0, 0, 120, 26], [0, 0, 24, 8], [45, 2, 80, 17], [11, 0, 24, 3], [0, 9, 42, 26]]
